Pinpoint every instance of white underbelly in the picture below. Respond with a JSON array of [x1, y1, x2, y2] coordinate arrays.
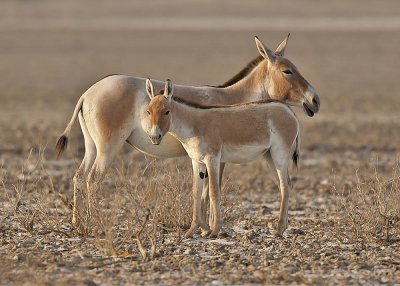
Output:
[[221, 144, 267, 164], [128, 129, 187, 158]]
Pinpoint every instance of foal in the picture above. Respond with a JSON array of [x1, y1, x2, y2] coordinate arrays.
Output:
[[145, 79, 300, 238]]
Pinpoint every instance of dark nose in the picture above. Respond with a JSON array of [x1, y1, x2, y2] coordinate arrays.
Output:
[[312, 95, 320, 110], [157, 134, 162, 140]]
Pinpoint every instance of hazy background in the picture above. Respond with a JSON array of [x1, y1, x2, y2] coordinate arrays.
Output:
[[1, 2, 400, 284], [1, 0, 400, 154]]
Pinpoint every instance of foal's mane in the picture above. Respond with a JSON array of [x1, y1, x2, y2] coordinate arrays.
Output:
[[172, 96, 279, 110], [215, 55, 264, 88]]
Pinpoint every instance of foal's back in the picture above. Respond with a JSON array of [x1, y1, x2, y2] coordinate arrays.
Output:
[[189, 102, 298, 146]]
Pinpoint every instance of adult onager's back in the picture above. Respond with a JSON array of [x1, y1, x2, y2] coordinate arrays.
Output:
[[145, 79, 300, 238], [55, 35, 319, 226]]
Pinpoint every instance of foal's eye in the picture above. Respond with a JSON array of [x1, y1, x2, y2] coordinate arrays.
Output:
[[164, 110, 170, 115], [283, 70, 292, 75], [147, 110, 150, 115]]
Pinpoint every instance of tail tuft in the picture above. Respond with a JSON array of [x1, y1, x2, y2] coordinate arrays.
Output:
[[55, 134, 68, 159], [292, 150, 299, 168], [292, 135, 300, 168]]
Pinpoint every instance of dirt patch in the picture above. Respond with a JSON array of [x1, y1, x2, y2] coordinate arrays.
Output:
[[1, 1, 400, 284]]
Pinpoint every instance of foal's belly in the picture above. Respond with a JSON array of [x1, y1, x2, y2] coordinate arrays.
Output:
[[128, 129, 187, 158], [221, 144, 267, 164]]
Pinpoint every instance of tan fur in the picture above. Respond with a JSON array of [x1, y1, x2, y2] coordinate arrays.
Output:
[[55, 35, 318, 228], [96, 91, 135, 149], [146, 80, 300, 238]]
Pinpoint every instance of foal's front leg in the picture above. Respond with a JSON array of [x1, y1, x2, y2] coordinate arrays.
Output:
[[201, 162, 225, 237], [205, 157, 222, 238], [184, 160, 206, 238]]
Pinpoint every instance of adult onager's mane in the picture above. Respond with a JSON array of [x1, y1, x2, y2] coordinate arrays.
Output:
[[215, 55, 264, 88], [172, 96, 279, 110]]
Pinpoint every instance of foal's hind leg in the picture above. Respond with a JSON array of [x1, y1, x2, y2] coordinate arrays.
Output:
[[268, 147, 291, 237], [72, 113, 96, 226]]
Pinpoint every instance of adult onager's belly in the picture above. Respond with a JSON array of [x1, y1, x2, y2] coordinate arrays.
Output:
[[221, 144, 267, 164], [128, 128, 187, 158]]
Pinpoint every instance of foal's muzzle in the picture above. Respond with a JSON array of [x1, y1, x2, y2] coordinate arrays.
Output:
[[149, 134, 162, 145]]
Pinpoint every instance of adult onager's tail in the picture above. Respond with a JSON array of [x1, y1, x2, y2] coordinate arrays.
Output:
[[55, 94, 85, 159]]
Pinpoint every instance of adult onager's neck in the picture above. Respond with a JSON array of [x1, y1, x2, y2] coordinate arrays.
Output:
[[206, 58, 269, 103], [171, 56, 269, 106], [220, 56, 268, 94]]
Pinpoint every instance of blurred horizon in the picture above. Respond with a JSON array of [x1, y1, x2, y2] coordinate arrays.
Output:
[[1, 0, 400, 151]]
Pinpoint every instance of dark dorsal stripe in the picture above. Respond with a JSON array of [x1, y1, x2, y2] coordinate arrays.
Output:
[[172, 96, 279, 110], [216, 55, 264, 88]]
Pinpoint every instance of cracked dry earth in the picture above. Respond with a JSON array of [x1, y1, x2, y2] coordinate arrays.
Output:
[[0, 146, 399, 285], [1, 1, 400, 283]]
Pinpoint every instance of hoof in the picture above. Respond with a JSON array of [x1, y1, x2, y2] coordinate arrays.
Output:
[[184, 230, 194, 239], [184, 224, 199, 239], [200, 229, 211, 237], [209, 230, 219, 239]]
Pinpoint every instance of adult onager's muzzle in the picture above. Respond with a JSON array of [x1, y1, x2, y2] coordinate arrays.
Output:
[[148, 126, 163, 145], [303, 90, 320, 117]]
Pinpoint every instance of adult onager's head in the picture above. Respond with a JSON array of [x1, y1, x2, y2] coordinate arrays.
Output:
[[253, 35, 320, 116], [145, 78, 173, 145]]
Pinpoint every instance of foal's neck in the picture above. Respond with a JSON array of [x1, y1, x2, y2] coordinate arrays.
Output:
[[169, 100, 203, 140]]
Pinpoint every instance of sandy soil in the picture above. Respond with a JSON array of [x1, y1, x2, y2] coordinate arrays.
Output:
[[0, 1, 400, 285]]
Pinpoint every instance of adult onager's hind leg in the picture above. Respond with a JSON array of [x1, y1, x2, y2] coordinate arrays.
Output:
[[72, 112, 96, 226], [85, 138, 126, 219]]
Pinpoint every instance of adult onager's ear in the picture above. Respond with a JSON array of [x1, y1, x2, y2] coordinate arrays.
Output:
[[275, 33, 290, 57], [146, 78, 155, 99], [255, 36, 275, 62], [163, 79, 174, 100]]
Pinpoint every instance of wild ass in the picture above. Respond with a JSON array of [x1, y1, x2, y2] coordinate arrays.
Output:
[[56, 35, 320, 226], [145, 78, 300, 238]]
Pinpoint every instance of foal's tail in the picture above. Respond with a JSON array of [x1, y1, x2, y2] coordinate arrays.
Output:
[[55, 94, 85, 159], [292, 133, 300, 168]]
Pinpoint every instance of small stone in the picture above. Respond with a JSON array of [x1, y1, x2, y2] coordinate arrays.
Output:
[[260, 206, 272, 215]]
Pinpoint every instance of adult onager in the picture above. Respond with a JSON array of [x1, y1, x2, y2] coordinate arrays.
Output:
[[145, 79, 300, 238], [55, 35, 320, 226]]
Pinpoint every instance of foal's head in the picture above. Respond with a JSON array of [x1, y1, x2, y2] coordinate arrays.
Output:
[[145, 78, 173, 145], [255, 35, 320, 116]]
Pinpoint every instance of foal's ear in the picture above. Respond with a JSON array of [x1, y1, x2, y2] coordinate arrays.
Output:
[[275, 33, 290, 57], [255, 36, 275, 62], [146, 78, 155, 99], [163, 79, 174, 100]]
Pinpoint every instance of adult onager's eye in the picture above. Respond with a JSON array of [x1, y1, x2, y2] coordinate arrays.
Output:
[[165, 110, 170, 115], [147, 110, 150, 115], [283, 70, 292, 75]]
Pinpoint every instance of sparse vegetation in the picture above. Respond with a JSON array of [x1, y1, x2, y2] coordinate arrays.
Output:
[[334, 163, 400, 246], [2, 1, 400, 284]]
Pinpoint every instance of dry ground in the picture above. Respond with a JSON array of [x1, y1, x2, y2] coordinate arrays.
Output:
[[1, 1, 400, 285]]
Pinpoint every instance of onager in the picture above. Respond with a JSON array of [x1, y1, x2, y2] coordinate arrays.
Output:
[[56, 35, 319, 226], [145, 78, 300, 238]]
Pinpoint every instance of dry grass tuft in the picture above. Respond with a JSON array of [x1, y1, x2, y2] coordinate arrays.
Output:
[[2, 148, 239, 262], [334, 161, 400, 246]]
